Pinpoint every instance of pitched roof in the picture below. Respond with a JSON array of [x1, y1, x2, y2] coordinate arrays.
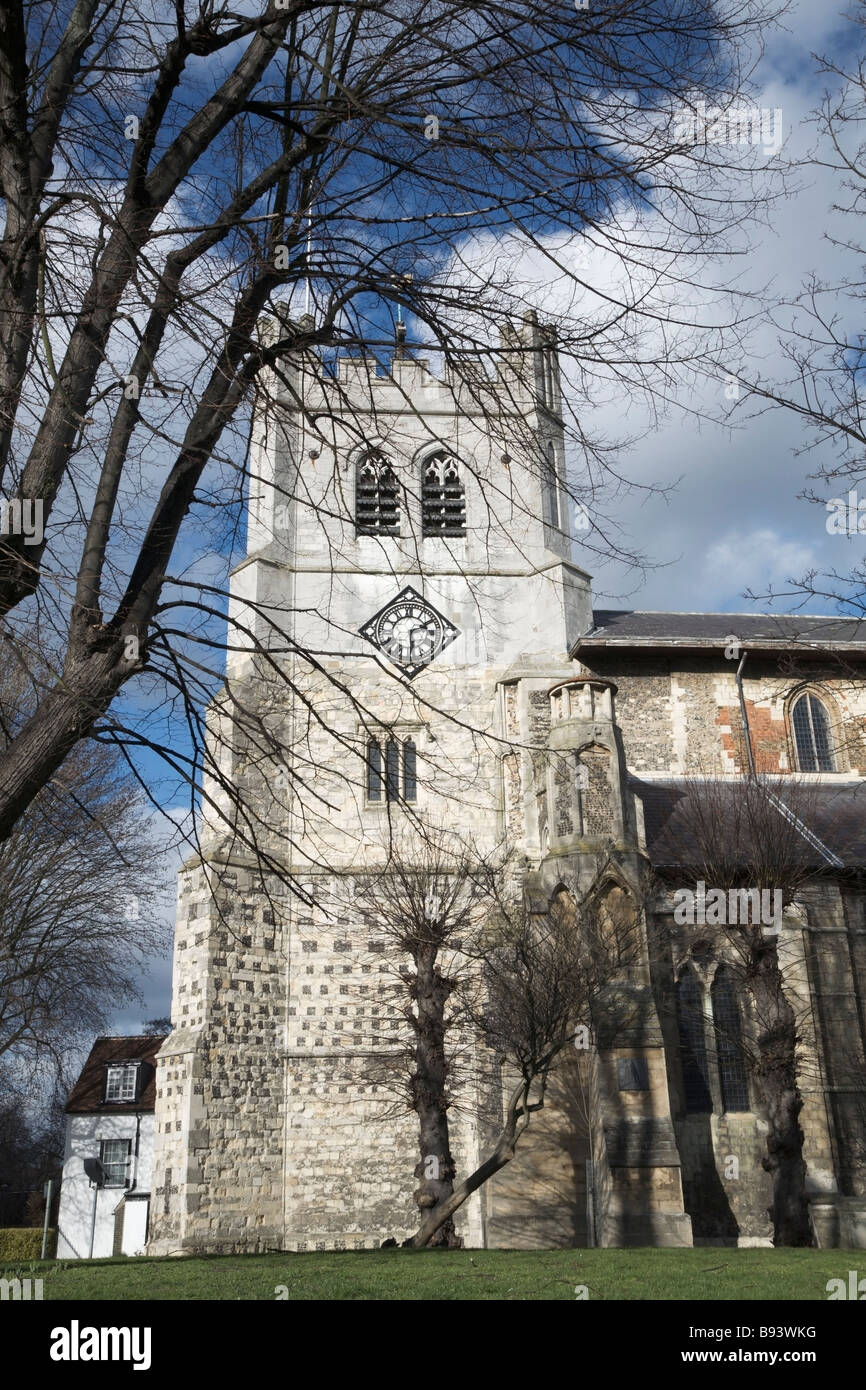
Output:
[[65, 1035, 164, 1114], [576, 609, 866, 653], [632, 776, 866, 871]]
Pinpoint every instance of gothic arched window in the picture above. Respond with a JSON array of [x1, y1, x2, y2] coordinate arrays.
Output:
[[792, 692, 836, 772], [676, 967, 712, 1113], [421, 452, 466, 536], [541, 441, 560, 531], [366, 737, 417, 803], [356, 452, 399, 536], [711, 967, 750, 1113]]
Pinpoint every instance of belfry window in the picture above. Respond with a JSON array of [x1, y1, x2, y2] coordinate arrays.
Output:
[[366, 737, 418, 802], [676, 967, 712, 1113], [356, 452, 399, 535], [792, 693, 835, 772], [711, 968, 750, 1113], [421, 452, 466, 536]]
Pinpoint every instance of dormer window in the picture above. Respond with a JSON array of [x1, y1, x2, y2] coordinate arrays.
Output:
[[105, 1062, 140, 1103], [792, 693, 835, 772]]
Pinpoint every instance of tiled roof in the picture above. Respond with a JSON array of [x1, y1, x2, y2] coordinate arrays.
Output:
[[65, 1035, 164, 1114], [631, 776, 866, 870], [576, 610, 866, 652]]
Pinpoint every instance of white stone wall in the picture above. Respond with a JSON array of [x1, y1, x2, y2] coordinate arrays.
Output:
[[150, 323, 592, 1253]]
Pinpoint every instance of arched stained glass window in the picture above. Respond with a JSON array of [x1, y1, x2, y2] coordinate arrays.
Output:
[[711, 967, 750, 1113], [421, 452, 466, 536], [676, 967, 712, 1114], [792, 693, 835, 772], [356, 452, 399, 535]]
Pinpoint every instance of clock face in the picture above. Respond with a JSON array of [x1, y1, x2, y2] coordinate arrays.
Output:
[[359, 586, 459, 678]]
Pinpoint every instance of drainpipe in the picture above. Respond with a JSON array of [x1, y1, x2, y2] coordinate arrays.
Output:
[[129, 1112, 142, 1193], [735, 650, 756, 776]]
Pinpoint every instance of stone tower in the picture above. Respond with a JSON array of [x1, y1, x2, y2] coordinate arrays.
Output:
[[147, 312, 690, 1252]]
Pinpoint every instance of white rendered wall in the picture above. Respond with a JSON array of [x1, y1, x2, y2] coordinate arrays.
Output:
[[56, 1113, 154, 1259]]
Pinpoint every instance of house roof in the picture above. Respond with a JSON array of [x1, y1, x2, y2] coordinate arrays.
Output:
[[65, 1035, 164, 1114], [631, 776, 866, 872], [575, 610, 866, 655]]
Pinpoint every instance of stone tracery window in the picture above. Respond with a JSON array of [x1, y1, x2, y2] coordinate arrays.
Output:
[[676, 966, 713, 1114], [791, 692, 836, 772], [711, 967, 750, 1113], [421, 452, 466, 536], [356, 451, 399, 535]]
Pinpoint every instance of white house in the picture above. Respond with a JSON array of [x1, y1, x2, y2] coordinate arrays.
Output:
[[56, 1036, 162, 1259]]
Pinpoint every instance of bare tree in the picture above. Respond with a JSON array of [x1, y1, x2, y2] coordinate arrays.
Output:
[[660, 770, 843, 1246], [0, 652, 169, 1081], [0, 0, 780, 873], [407, 876, 640, 1247], [355, 836, 640, 1249], [353, 836, 504, 1247]]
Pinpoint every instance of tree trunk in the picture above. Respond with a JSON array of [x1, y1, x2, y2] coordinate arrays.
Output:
[[408, 943, 461, 1247], [748, 944, 814, 1246], [405, 1078, 529, 1249], [0, 640, 133, 842]]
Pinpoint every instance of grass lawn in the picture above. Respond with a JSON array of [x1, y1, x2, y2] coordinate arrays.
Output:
[[0, 1247, 856, 1300]]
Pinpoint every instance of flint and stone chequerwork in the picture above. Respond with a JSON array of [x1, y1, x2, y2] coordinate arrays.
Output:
[[148, 316, 866, 1254]]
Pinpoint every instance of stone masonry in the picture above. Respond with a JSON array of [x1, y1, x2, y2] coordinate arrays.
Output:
[[148, 319, 866, 1253]]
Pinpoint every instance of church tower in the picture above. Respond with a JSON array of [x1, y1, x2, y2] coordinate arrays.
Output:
[[147, 312, 689, 1252]]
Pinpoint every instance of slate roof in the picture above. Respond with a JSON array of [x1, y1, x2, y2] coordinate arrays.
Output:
[[65, 1035, 164, 1114], [576, 610, 866, 653], [632, 776, 866, 871]]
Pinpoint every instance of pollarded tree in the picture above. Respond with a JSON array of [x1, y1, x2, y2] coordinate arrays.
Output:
[[352, 837, 504, 1247], [353, 834, 640, 1249]]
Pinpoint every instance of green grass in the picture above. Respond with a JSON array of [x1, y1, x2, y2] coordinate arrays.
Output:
[[0, 1247, 857, 1300]]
